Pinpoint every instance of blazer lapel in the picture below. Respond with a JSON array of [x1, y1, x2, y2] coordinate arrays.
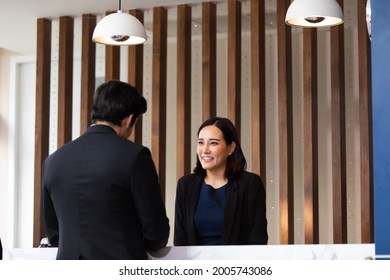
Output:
[[222, 179, 239, 244], [186, 176, 202, 244]]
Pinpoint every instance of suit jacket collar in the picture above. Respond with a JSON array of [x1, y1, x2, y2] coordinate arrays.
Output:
[[85, 124, 117, 135], [222, 178, 239, 244], [186, 176, 202, 244]]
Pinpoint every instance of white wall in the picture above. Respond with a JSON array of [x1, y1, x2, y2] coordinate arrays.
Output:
[[0, 53, 36, 248], [13, 58, 36, 247], [0, 49, 14, 248]]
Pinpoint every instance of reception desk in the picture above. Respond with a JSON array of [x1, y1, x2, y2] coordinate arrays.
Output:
[[4, 244, 375, 260]]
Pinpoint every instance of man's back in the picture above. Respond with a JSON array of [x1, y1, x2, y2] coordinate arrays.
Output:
[[42, 125, 169, 259]]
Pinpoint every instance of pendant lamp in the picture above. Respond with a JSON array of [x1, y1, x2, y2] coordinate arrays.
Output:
[[92, 0, 147, 45], [285, 0, 344, 28]]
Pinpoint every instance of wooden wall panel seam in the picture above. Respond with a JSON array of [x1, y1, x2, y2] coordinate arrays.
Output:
[[202, 2, 217, 120], [105, 11, 120, 81], [277, 0, 294, 244], [33, 18, 52, 247], [128, 9, 145, 144], [57, 16, 74, 147], [303, 28, 319, 244], [357, 0, 374, 243], [250, 0, 267, 181], [176, 5, 192, 180], [331, 0, 347, 244], [80, 14, 96, 134], [227, 0, 242, 134], [152, 7, 168, 202]]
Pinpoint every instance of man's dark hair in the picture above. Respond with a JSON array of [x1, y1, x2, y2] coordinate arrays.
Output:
[[194, 117, 247, 178], [91, 79, 147, 126]]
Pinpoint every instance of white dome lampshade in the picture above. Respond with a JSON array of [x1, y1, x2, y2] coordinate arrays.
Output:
[[285, 0, 344, 28], [92, 10, 147, 46]]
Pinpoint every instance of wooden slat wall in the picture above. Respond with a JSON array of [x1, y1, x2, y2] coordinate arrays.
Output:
[[250, 0, 266, 181], [277, 0, 294, 244], [176, 5, 192, 180], [303, 28, 319, 244], [80, 14, 96, 133], [128, 9, 144, 144], [202, 2, 217, 120], [32, 1, 374, 246], [33, 18, 52, 247], [57, 16, 74, 147], [105, 11, 120, 81], [331, 0, 347, 244], [227, 0, 241, 134], [151, 7, 168, 202], [105, 45, 120, 81], [357, 0, 374, 243]]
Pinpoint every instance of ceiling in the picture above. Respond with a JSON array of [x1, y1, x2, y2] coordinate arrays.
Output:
[[1, 1, 363, 56], [0, 0, 224, 55]]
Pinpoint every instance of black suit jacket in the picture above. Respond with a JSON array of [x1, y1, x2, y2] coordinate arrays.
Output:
[[41, 125, 169, 259], [174, 171, 268, 246]]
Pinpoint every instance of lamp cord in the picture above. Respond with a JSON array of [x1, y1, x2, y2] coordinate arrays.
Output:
[[118, 0, 121, 10]]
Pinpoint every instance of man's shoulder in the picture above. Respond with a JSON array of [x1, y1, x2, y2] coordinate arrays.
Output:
[[87, 129, 145, 153]]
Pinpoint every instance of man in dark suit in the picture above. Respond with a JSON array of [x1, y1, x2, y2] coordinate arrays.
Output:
[[41, 80, 169, 260]]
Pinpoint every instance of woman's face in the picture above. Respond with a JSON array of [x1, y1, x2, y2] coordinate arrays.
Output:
[[197, 125, 235, 175]]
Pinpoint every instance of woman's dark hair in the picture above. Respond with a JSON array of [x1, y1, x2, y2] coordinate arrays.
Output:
[[194, 117, 247, 178], [91, 79, 147, 126]]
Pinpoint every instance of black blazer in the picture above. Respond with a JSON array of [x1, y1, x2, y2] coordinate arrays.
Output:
[[41, 125, 169, 259], [174, 171, 268, 246]]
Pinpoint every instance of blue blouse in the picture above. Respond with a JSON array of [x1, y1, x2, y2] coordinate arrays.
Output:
[[193, 181, 228, 245]]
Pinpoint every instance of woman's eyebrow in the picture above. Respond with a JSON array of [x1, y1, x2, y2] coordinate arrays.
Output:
[[198, 137, 221, 141]]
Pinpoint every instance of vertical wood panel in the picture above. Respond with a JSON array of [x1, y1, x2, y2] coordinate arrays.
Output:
[[202, 2, 217, 120], [105, 11, 120, 81], [303, 28, 319, 244], [357, 0, 374, 243], [128, 9, 144, 144], [227, 0, 241, 134], [80, 14, 96, 134], [277, 0, 294, 244], [152, 7, 168, 202], [105, 46, 120, 81], [330, 0, 347, 244], [176, 5, 192, 180], [57, 16, 74, 147], [33, 18, 52, 247], [250, 0, 266, 180]]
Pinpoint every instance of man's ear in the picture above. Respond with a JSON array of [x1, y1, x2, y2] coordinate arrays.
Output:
[[122, 114, 134, 129]]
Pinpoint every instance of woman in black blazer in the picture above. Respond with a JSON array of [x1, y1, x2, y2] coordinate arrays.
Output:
[[174, 117, 268, 246]]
